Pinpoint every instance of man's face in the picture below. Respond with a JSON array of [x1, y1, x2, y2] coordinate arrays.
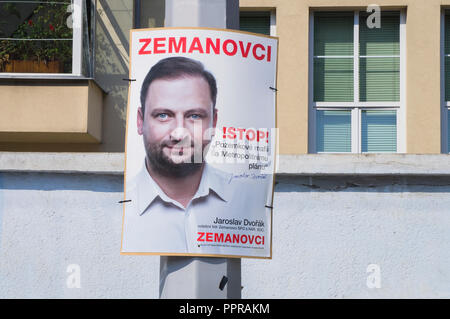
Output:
[[137, 75, 217, 177]]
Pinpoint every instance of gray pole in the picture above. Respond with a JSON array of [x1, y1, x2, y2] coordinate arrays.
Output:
[[159, 0, 241, 299]]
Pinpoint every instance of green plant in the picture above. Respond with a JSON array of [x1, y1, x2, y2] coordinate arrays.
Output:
[[0, 1, 73, 71]]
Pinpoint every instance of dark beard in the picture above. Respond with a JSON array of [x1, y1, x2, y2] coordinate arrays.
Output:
[[146, 143, 203, 178]]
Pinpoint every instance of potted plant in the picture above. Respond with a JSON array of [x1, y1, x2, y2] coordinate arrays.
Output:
[[0, 2, 72, 73]]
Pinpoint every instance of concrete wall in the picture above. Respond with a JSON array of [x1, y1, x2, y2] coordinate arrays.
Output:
[[244, 175, 450, 298], [0, 172, 160, 298], [1, 159, 449, 298]]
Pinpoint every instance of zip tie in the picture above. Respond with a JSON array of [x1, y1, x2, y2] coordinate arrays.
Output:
[[122, 78, 136, 82], [265, 205, 273, 209], [269, 87, 278, 92], [219, 276, 228, 291], [118, 200, 132, 204]]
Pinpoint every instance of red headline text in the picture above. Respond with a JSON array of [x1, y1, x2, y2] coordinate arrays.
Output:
[[223, 126, 269, 143], [197, 232, 265, 246], [138, 36, 272, 62]]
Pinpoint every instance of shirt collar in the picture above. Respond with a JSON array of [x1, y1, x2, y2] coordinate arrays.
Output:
[[136, 162, 232, 216], [194, 163, 232, 203]]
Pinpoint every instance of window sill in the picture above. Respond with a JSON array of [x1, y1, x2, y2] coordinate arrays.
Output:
[[0, 152, 124, 175], [0, 73, 93, 80], [278, 154, 450, 176], [0, 75, 107, 92]]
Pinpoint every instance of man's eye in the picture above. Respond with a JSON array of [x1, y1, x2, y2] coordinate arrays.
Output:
[[157, 113, 169, 120], [189, 114, 202, 120]]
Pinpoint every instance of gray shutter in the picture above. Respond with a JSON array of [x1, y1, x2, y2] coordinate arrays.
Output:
[[445, 14, 450, 101], [313, 12, 354, 102], [316, 110, 352, 152], [359, 12, 400, 102], [239, 12, 270, 36], [361, 110, 397, 152], [448, 110, 450, 152]]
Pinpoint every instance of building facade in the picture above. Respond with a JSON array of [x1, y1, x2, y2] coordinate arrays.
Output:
[[0, 0, 449, 298]]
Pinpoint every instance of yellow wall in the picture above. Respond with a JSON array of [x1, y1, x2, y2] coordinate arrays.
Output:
[[241, 0, 450, 154]]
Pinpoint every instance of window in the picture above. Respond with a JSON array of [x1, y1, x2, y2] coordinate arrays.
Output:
[[310, 10, 405, 153], [0, 0, 94, 76], [443, 10, 450, 153], [240, 10, 276, 36]]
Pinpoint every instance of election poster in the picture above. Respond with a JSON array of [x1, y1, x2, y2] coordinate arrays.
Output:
[[121, 27, 278, 258]]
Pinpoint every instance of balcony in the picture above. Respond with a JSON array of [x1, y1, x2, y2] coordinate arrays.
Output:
[[0, 78, 103, 143], [0, 1, 102, 144]]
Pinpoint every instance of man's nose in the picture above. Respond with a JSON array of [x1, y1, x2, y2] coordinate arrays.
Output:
[[170, 127, 190, 142], [170, 115, 189, 141]]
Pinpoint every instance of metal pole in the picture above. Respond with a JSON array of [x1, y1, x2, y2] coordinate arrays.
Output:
[[160, 256, 241, 298], [134, 0, 141, 28], [158, 0, 241, 299]]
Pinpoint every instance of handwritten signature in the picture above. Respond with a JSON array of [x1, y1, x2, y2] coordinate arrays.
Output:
[[232, 173, 268, 180]]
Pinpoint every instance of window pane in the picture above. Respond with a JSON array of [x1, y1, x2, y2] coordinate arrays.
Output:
[[361, 110, 397, 152], [359, 11, 400, 56], [445, 14, 450, 55], [445, 14, 450, 101], [0, 1, 73, 73], [316, 110, 352, 152], [314, 12, 353, 56], [314, 58, 354, 101], [360, 57, 400, 101], [240, 12, 270, 35], [446, 55, 450, 102], [82, 0, 94, 77]]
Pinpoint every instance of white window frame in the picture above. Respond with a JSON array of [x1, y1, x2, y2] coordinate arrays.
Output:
[[441, 9, 450, 153], [270, 10, 276, 36], [309, 9, 406, 153], [0, 0, 92, 79]]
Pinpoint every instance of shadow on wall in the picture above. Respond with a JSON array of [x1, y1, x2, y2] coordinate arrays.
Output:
[[94, 0, 133, 152], [94, 0, 166, 152]]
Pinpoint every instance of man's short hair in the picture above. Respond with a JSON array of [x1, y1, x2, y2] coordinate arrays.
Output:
[[140, 57, 217, 115]]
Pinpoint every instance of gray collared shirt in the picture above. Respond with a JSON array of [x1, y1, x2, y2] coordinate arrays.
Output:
[[121, 162, 270, 256]]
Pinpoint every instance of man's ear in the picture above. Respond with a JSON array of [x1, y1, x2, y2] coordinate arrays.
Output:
[[137, 107, 144, 135], [212, 108, 218, 129]]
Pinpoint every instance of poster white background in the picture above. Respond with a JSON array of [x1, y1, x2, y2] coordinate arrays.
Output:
[[123, 28, 277, 258]]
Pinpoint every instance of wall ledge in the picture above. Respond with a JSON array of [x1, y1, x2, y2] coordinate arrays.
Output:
[[277, 154, 450, 176], [0, 152, 124, 175], [1, 153, 449, 176]]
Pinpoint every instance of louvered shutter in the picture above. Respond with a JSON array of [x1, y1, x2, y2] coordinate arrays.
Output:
[[316, 110, 352, 152], [313, 12, 354, 102], [359, 12, 400, 102], [361, 110, 397, 152], [240, 12, 270, 36]]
